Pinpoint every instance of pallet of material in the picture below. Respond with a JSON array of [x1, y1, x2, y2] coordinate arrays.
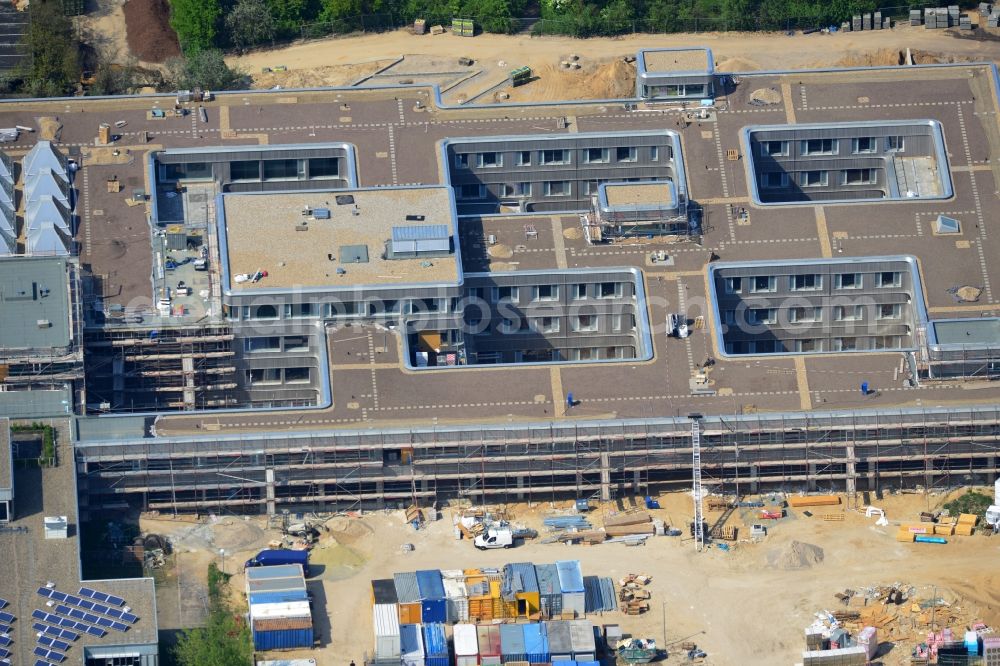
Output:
[[902, 524, 930, 534], [933, 524, 955, 536], [954, 524, 975, 536], [821, 513, 845, 521], [557, 530, 606, 544], [604, 511, 652, 527], [957, 513, 978, 526], [605, 523, 656, 537], [712, 525, 738, 540], [787, 495, 841, 508], [896, 530, 915, 542]]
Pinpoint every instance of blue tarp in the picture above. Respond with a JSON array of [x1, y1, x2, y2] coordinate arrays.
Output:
[[422, 623, 448, 664], [400, 624, 425, 663], [415, 570, 446, 600], [523, 623, 550, 662], [556, 561, 585, 593]]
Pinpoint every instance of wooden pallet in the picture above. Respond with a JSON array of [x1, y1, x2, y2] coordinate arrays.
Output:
[[726, 148, 739, 161], [822, 513, 845, 521]]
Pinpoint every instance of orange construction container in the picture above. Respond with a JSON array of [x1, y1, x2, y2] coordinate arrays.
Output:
[[398, 602, 421, 624], [787, 495, 841, 508], [957, 513, 979, 526]]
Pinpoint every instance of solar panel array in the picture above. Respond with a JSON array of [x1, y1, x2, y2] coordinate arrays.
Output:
[[31, 610, 105, 638], [78, 587, 126, 607], [0, 603, 11, 662], [27, 584, 141, 663], [32, 623, 77, 642], [33, 645, 65, 662], [0, 597, 8, 609], [39, 588, 137, 625]]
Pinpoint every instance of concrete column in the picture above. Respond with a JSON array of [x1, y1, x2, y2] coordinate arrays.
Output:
[[924, 458, 935, 489], [600, 453, 611, 502], [750, 464, 760, 494], [517, 475, 525, 500], [632, 470, 641, 493], [265, 468, 276, 515], [987, 455, 997, 483], [845, 444, 857, 498], [808, 464, 818, 491]]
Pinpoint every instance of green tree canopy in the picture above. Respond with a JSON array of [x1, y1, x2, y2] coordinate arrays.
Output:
[[166, 49, 247, 91], [226, 0, 277, 51], [169, 0, 222, 54], [22, 0, 79, 97]]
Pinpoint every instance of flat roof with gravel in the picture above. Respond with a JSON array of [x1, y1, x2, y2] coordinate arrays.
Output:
[[640, 48, 712, 73], [603, 182, 676, 208], [220, 187, 460, 291]]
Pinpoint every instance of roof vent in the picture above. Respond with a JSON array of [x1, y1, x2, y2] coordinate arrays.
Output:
[[335, 195, 355, 205], [313, 208, 331, 220], [44, 516, 68, 540]]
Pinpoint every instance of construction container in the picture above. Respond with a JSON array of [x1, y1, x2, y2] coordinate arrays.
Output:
[[873, 11, 882, 28], [536, 563, 563, 618], [934, 524, 955, 536], [509, 66, 532, 87], [500, 623, 528, 662], [569, 620, 597, 660], [372, 578, 398, 605], [401, 624, 425, 666], [252, 616, 314, 651], [443, 570, 469, 623], [422, 623, 449, 666], [467, 571, 493, 622], [862, 12, 872, 29], [957, 513, 979, 525], [502, 563, 540, 617], [396, 572, 423, 624], [955, 523, 975, 536], [545, 621, 573, 660], [980, 2, 993, 14], [478, 624, 502, 666], [787, 495, 840, 508], [374, 603, 402, 660], [911, 9, 923, 24], [852, 14, 862, 30], [523, 623, 550, 662], [556, 561, 586, 618], [454, 623, 479, 666], [417, 570, 448, 624]]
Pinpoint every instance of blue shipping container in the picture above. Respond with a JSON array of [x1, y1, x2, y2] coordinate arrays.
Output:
[[415, 570, 446, 599], [248, 590, 308, 605], [422, 623, 449, 666], [252, 627, 314, 651], [421, 598, 448, 623], [500, 623, 527, 661], [523, 623, 550, 663]]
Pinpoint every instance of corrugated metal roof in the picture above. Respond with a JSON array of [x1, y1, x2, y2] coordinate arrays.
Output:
[[535, 563, 561, 596], [391, 224, 449, 241], [453, 624, 478, 656], [249, 590, 308, 605], [400, 623, 425, 658], [523, 623, 549, 654], [556, 560, 585, 593], [252, 616, 313, 631], [247, 564, 305, 581], [569, 619, 596, 650], [500, 623, 526, 654], [373, 603, 400, 637], [394, 572, 421, 603], [247, 577, 307, 594], [415, 570, 446, 600], [422, 623, 448, 657], [372, 578, 398, 604], [503, 562, 539, 596], [250, 600, 312, 619]]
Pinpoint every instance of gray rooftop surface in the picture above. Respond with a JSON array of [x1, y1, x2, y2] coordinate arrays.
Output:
[[932, 319, 1000, 345], [0, 419, 158, 662], [0, 388, 72, 419], [0, 256, 71, 352], [0, 417, 10, 489]]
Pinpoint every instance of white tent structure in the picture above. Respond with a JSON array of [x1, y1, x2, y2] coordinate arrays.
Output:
[[24, 169, 71, 208], [26, 194, 70, 233], [22, 140, 68, 181], [0, 228, 14, 256]]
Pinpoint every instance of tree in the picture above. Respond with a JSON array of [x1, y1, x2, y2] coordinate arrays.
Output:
[[174, 565, 252, 666], [166, 50, 248, 91], [21, 0, 79, 97], [169, 0, 222, 54], [226, 0, 277, 51]]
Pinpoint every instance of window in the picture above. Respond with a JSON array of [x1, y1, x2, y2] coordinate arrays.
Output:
[[832, 337, 857, 351], [725, 341, 749, 355], [458, 184, 486, 200], [572, 284, 587, 300], [584, 181, 600, 195], [515, 182, 531, 196], [650, 146, 659, 161], [599, 282, 621, 299], [836, 273, 861, 289], [540, 149, 570, 165], [252, 304, 277, 320], [800, 170, 828, 187], [263, 158, 305, 180], [545, 181, 571, 196], [309, 157, 339, 179], [284, 336, 310, 352], [616, 146, 637, 162], [247, 368, 281, 385], [834, 305, 863, 321], [724, 277, 742, 294], [284, 367, 311, 383], [748, 308, 777, 325], [574, 314, 598, 332], [516, 151, 531, 166], [802, 138, 836, 155], [788, 307, 821, 323], [753, 340, 777, 354], [796, 339, 818, 352], [577, 348, 595, 361], [454, 154, 469, 169], [585, 148, 609, 164], [852, 137, 876, 154], [534, 284, 558, 301], [750, 275, 776, 293], [764, 140, 788, 156], [611, 314, 623, 332], [535, 317, 560, 333], [842, 168, 876, 185], [885, 135, 904, 152], [877, 271, 901, 288], [230, 160, 259, 181], [477, 152, 502, 168], [762, 172, 788, 188], [501, 184, 516, 198], [494, 286, 518, 302], [877, 303, 902, 320], [791, 274, 821, 291], [244, 337, 280, 352], [874, 335, 902, 349]]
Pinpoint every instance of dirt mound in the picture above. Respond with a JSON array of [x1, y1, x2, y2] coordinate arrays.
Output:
[[716, 56, 761, 72], [749, 87, 781, 105], [124, 0, 180, 63], [835, 48, 904, 67], [501, 57, 635, 104], [252, 61, 393, 89], [325, 516, 375, 545], [767, 540, 825, 570]]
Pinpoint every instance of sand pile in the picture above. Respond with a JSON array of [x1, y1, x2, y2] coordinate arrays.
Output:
[[749, 87, 782, 105], [252, 61, 393, 89], [767, 540, 825, 570]]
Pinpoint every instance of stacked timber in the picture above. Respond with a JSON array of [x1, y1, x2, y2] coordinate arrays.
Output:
[[604, 511, 655, 537]]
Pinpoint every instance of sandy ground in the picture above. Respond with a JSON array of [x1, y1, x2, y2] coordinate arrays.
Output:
[[223, 24, 1000, 104], [76, 0, 165, 71], [141, 487, 1000, 666]]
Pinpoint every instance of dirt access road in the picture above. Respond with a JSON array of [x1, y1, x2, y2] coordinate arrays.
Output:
[[228, 23, 1000, 95], [144, 488, 1000, 666]]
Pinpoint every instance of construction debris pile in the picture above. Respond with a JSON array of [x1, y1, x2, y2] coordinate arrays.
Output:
[[803, 584, 994, 665], [618, 573, 651, 616]]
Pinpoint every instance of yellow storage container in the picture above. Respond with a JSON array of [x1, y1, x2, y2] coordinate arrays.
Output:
[[933, 524, 955, 536], [398, 601, 422, 624], [896, 530, 915, 542]]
